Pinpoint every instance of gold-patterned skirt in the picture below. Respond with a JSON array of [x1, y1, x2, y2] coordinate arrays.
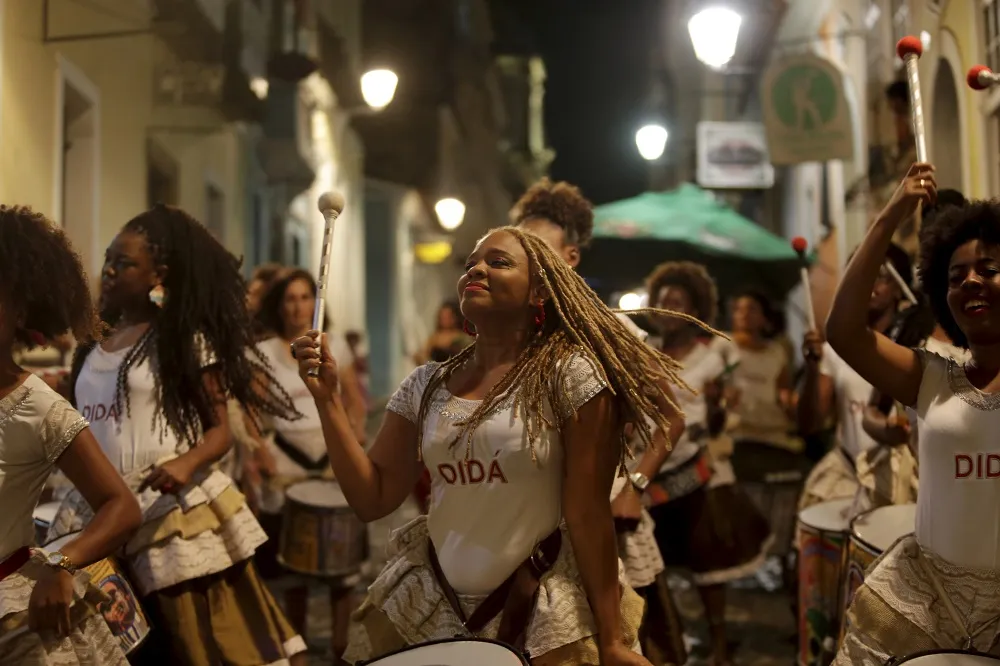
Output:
[[835, 536, 1000, 665], [344, 516, 645, 666], [0, 551, 128, 665]]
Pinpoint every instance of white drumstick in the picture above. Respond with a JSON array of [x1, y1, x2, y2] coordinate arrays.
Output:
[[883, 261, 917, 304], [311, 192, 346, 377], [896, 37, 928, 162]]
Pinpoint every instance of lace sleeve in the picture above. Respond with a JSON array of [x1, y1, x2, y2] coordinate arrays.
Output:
[[194, 332, 218, 368], [386, 364, 440, 424], [37, 399, 89, 463], [552, 352, 608, 423]]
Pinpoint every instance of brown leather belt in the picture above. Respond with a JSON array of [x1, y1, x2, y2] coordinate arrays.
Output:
[[427, 529, 561, 649]]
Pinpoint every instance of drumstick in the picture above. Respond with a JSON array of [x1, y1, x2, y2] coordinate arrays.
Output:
[[896, 37, 928, 162], [883, 261, 917, 304], [311, 192, 347, 377], [791, 237, 817, 331], [967, 64, 1000, 91]]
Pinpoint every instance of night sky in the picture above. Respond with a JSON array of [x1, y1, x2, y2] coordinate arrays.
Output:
[[492, 0, 663, 205]]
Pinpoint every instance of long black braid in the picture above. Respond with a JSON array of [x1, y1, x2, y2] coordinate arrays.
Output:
[[70, 205, 300, 444]]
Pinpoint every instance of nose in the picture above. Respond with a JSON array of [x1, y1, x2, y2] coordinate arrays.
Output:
[[466, 262, 487, 279], [960, 272, 986, 292]]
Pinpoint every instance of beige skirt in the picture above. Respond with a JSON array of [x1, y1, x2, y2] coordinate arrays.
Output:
[[610, 476, 665, 589], [344, 516, 645, 665], [835, 535, 1000, 665], [0, 551, 128, 665], [799, 448, 863, 512]]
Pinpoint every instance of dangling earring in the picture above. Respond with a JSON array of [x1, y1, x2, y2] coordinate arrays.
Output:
[[534, 302, 546, 330], [149, 284, 165, 308], [463, 320, 476, 336]]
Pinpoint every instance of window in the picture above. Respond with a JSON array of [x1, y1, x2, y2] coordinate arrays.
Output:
[[986, 0, 1000, 75], [205, 183, 225, 240]]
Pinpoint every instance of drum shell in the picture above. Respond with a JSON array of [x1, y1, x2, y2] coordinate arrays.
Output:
[[44, 534, 151, 655], [278, 480, 368, 579], [797, 501, 851, 666]]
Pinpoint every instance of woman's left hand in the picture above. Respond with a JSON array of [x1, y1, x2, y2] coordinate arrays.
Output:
[[141, 458, 195, 494], [27, 567, 74, 637], [600, 642, 653, 666]]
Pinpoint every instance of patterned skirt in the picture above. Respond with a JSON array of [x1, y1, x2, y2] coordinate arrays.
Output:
[[610, 476, 664, 589], [836, 536, 1000, 665], [799, 448, 863, 512], [0, 551, 128, 665], [343, 516, 645, 665]]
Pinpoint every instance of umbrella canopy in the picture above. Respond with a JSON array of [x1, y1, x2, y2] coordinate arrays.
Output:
[[583, 184, 804, 301]]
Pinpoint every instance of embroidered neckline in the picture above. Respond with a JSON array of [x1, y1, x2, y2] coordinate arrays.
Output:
[[0, 381, 33, 429], [948, 359, 1000, 411]]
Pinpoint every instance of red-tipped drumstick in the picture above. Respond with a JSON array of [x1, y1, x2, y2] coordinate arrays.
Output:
[[896, 36, 927, 162], [968, 65, 1000, 91], [791, 237, 817, 331]]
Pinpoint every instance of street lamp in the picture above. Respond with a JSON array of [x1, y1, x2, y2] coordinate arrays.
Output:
[[618, 292, 643, 311], [688, 7, 742, 69], [360, 69, 398, 110], [435, 197, 466, 231], [636, 124, 668, 161]]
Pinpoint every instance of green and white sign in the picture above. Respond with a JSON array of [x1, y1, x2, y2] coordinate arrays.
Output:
[[760, 53, 855, 165]]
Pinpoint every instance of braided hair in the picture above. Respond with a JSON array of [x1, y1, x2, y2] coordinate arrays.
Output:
[[70, 205, 298, 445], [413, 226, 721, 473], [0, 206, 102, 348]]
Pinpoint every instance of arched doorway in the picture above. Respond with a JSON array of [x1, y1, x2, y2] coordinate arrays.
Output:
[[931, 58, 964, 191]]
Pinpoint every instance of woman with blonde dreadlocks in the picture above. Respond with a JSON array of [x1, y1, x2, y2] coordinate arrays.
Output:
[[291, 226, 701, 665]]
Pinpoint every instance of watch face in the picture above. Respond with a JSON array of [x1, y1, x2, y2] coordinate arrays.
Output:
[[47, 553, 62, 566]]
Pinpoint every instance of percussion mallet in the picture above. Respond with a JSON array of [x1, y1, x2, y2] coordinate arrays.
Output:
[[967, 64, 1000, 91], [311, 191, 346, 377], [883, 261, 918, 305], [896, 36, 928, 162], [791, 236, 817, 332]]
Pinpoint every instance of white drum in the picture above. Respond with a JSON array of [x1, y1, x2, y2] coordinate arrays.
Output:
[[32, 502, 60, 545], [852, 503, 916, 554], [895, 651, 1000, 664], [362, 638, 529, 665]]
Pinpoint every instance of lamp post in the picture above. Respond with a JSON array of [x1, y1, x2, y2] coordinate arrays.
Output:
[[688, 7, 742, 69], [635, 124, 668, 161], [435, 197, 466, 231], [360, 69, 399, 110]]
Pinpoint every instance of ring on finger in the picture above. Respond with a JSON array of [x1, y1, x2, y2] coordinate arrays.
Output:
[[920, 178, 925, 188], [290, 343, 297, 360]]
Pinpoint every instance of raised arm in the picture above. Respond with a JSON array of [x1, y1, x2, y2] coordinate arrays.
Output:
[[295, 332, 422, 522], [826, 164, 935, 407], [797, 331, 834, 434]]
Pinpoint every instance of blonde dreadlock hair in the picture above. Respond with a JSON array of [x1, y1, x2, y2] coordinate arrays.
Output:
[[413, 226, 723, 475]]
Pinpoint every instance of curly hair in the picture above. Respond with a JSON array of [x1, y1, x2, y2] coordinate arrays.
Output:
[[0, 206, 101, 348], [918, 200, 1000, 349], [256, 268, 329, 339], [414, 227, 722, 472], [511, 178, 595, 248], [70, 205, 299, 445], [645, 261, 718, 326]]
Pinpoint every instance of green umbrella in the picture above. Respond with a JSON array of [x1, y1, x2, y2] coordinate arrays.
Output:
[[583, 184, 806, 300]]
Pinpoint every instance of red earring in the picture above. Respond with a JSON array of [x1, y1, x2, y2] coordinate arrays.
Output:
[[534, 302, 546, 329], [463, 320, 476, 336]]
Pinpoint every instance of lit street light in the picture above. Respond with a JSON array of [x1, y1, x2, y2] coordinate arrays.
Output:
[[618, 292, 643, 311], [435, 197, 466, 231], [688, 7, 742, 69], [360, 69, 398, 110], [636, 124, 668, 161]]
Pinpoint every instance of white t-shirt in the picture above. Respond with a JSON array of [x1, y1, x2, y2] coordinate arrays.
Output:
[[386, 353, 606, 595], [914, 350, 1000, 569], [257, 336, 325, 469], [715, 338, 793, 447], [0, 375, 87, 560], [820, 342, 878, 461]]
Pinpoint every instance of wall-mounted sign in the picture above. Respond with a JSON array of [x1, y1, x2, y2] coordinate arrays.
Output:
[[697, 121, 775, 189]]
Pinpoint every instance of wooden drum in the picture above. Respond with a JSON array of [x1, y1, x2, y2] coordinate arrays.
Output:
[[278, 479, 367, 579], [45, 532, 151, 655]]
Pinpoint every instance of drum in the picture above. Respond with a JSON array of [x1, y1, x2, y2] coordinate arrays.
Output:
[[32, 502, 60, 545], [279, 478, 367, 578], [797, 497, 853, 666], [839, 503, 916, 644], [360, 638, 529, 665], [45, 532, 151, 655], [893, 651, 1000, 664]]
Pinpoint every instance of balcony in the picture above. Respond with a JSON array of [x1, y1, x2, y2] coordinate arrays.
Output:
[[258, 80, 316, 194], [268, 0, 319, 82], [152, 0, 226, 62]]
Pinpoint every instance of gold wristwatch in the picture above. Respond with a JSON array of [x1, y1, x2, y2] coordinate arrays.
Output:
[[629, 472, 650, 493], [45, 551, 77, 574]]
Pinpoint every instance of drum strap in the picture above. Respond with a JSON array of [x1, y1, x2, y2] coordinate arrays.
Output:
[[428, 529, 561, 649], [0, 547, 30, 582], [273, 432, 329, 472]]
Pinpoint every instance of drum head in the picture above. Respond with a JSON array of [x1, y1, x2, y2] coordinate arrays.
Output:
[[44, 531, 79, 551], [364, 638, 529, 665], [33, 502, 60, 525], [896, 650, 1000, 664], [851, 503, 916, 552], [798, 497, 854, 532], [285, 479, 348, 508]]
